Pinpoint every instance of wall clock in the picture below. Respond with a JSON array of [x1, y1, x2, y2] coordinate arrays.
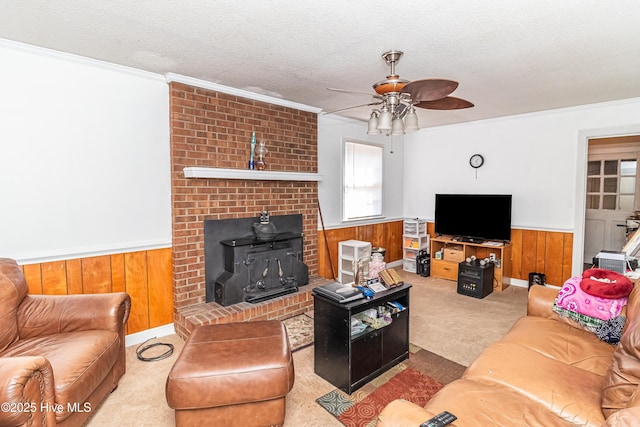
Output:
[[469, 154, 484, 169]]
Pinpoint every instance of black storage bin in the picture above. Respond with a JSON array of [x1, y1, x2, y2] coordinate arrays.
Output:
[[528, 272, 546, 288]]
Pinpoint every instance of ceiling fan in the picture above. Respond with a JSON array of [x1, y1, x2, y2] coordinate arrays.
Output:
[[325, 50, 473, 135]]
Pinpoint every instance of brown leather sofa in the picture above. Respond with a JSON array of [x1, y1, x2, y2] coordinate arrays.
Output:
[[377, 283, 640, 426], [0, 258, 131, 426]]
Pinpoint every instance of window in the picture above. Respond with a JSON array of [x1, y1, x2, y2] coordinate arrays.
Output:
[[586, 158, 637, 211], [343, 141, 383, 220]]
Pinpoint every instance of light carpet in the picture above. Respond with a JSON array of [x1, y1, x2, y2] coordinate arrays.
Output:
[[87, 273, 528, 426]]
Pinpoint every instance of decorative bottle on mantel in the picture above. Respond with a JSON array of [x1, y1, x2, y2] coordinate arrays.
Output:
[[255, 140, 268, 170], [248, 132, 256, 170]]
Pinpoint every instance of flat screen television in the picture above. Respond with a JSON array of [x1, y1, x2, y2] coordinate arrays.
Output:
[[435, 194, 512, 242]]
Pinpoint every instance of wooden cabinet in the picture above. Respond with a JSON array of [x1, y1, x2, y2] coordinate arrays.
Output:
[[430, 236, 512, 291], [313, 284, 411, 394]]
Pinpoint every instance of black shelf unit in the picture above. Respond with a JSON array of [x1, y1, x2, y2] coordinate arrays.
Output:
[[313, 283, 411, 394]]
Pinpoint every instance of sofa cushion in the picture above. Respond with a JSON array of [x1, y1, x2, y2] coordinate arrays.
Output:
[[423, 380, 585, 427], [463, 342, 606, 426], [500, 316, 615, 375], [0, 259, 29, 353], [601, 308, 640, 418], [0, 330, 121, 422]]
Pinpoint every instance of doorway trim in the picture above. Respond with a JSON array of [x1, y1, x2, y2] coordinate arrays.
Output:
[[574, 124, 640, 276]]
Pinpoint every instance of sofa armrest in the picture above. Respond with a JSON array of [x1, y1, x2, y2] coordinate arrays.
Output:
[[16, 292, 131, 339], [527, 285, 599, 331], [527, 285, 560, 318], [0, 356, 56, 427], [376, 399, 437, 427]]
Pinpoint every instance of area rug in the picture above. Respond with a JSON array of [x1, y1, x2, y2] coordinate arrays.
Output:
[[316, 343, 466, 427], [283, 312, 314, 351]]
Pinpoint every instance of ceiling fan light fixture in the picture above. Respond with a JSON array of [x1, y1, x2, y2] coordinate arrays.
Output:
[[325, 50, 472, 137], [403, 106, 419, 132], [391, 117, 405, 136], [377, 108, 393, 131], [367, 112, 381, 135]]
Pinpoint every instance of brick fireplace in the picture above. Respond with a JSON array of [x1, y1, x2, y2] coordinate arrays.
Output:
[[169, 82, 327, 339]]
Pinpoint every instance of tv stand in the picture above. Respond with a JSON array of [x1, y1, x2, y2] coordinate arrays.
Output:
[[431, 236, 512, 292]]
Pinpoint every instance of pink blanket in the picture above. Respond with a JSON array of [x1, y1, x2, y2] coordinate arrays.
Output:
[[555, 276, 627, 321]]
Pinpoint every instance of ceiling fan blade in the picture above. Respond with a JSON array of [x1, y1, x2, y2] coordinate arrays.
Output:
[[327, 87, 383, 99], [401, 79, 459, 102], [322, 101, 383, 115], [415, 96, 474, 110]]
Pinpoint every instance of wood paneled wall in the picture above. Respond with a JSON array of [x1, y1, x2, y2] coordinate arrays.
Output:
[[19, 247, 172, 334], [317, 220, 404, 280], [318, 221, 574, 287], [16, 227, 571, 335], [509, 228, 574, 286]]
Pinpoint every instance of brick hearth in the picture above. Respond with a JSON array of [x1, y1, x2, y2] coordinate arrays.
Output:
[[174, 277, 329, 339]]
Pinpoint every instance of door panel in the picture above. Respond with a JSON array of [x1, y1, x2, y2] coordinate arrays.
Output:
[[611, 220, 628, 252], [584, 152, 639, 263], [584, 219, 605, 261]]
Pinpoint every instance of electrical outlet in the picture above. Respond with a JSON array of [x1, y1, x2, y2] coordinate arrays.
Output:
[[489, 253, 496, 262]]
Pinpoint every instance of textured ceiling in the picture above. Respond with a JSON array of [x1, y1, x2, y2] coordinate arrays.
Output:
[[1, 0, 640, 127]]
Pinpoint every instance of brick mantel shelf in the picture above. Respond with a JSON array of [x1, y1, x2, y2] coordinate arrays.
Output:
[[183, 166, 323, 182]]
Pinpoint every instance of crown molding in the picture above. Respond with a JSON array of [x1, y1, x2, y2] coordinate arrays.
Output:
[[0, 38, 165, 81], [165, 72, 322, 114]]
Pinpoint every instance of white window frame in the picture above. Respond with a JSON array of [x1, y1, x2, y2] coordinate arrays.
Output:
[[342, 140, 384, 222]]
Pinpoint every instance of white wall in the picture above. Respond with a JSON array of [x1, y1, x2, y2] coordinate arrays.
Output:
[[403, 97, 640, 273], [0, 40, 171, 263], [318, 114, 404, 228], [5, 35, 640, 276]]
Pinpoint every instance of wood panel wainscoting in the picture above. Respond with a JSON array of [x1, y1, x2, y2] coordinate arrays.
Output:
[[17, 227, 572, 336], [509, 228, 573, 287], [317, 220, 404, 280], [19, 247, 173, 334], [318, 221, 574, 288]]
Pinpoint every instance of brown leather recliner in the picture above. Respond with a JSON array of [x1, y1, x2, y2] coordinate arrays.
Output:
[[0, 258, 131, 427]]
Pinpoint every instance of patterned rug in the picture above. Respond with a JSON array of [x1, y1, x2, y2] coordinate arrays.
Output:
[[316, 343, 466, 427], [283, 312, 314, 351]]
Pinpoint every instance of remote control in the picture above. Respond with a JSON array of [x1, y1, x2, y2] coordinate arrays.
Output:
[[420, 411, 457, 427]]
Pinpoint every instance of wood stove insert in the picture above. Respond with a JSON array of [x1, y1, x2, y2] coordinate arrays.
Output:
[[204, 214, 309, 306]]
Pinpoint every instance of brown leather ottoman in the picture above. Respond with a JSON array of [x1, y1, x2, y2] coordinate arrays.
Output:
[[165, 320, 295, 427]]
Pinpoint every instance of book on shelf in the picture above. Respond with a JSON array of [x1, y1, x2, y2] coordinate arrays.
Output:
[[313, 282, 364, 303]]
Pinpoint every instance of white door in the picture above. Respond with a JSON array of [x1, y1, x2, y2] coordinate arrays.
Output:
[[584, 154, 638, 263]]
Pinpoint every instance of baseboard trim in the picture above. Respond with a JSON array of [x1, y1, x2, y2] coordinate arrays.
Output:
[[125, 323, 175, 347], [509, 278, 529, 288]]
